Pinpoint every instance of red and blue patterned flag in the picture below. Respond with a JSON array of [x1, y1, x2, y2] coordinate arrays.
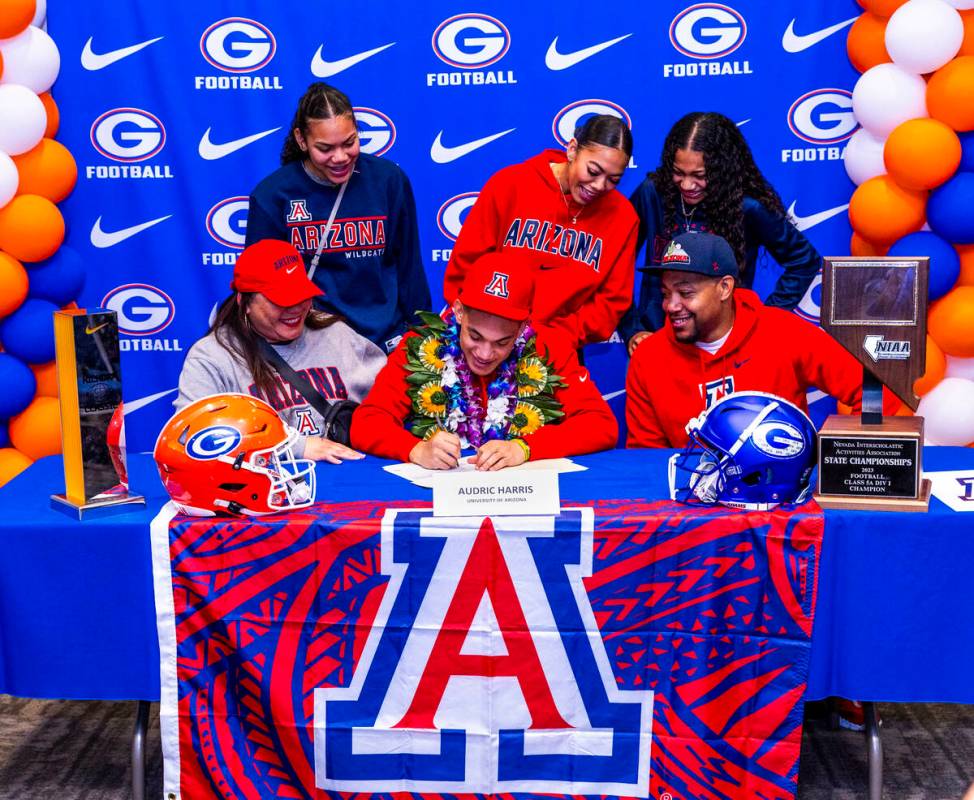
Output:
[[151, 498, 822, 800]]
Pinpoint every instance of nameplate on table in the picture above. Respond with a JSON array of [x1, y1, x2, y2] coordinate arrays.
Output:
[[432, 470, 559, 517]]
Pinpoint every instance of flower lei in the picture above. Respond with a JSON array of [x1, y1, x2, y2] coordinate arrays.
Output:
[[405, 311, 566, 448]]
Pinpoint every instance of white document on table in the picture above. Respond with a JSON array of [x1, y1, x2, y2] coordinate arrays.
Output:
[[925, 469, 974, 512], [383, 456, 586, 488]]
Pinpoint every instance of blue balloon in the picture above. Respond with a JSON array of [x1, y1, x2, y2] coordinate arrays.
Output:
[[26, 246, 86, 305], [888, 231, 961, 301], [959, 132, 974, 173], [927, 172, 974, 244], [0, 299, 59, 364], [0, 354, 36, 419]]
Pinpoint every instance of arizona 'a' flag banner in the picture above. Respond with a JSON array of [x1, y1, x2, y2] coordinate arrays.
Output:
[[150, 499, 822, 800]]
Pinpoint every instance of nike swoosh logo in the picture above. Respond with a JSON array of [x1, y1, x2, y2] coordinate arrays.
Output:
[[579, 373, 589, 382], [90, 214, 173, 248], [782, 17, 857, 53], [81, 36, 164, 70], [602, 389, 626, 401], [285, 265, 298, 274], [431, 128, 516, 164], [310, 42, 395, 77], [198, 126, 281, 160], [545, 33, 632, 70], [124, 388, 177, 415], [734, 359, 750, 369], [85, 322, 109, 335], [787, 201, 849, 232]]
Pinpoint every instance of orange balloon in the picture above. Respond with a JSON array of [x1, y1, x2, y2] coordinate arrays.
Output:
[[848, 175, 927, 244], [960, 10, 974, 58], [894, 402, 913, 416], [928, 56, 974, 132], [915, 335, 947, 396], [38, 92, 58, 138], [957, 244, 974, 285], [30, 360, 57, 397], [850, 232, 889, 257], [884, 119, 961, 191], [11, 138, 77, 203], [0, 251, 27, 317], [929, 285, 974, 356], [0, 194, 64, 262], [0, 448, 32, 487], [860, 0, 907, 16], [9, 396, 61, 460], [0, 0, 35, 39], [847, 13, 890, 73]]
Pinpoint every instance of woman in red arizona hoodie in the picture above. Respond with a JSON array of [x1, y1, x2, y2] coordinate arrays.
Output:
[[443, 115, 637, 350]]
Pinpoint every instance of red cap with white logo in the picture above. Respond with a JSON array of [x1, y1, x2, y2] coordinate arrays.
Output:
[[231, 239, 324, 307], [459, 252, 535, 322]]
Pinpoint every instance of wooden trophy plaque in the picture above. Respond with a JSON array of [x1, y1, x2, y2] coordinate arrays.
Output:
[[814, 257, 931, 512]]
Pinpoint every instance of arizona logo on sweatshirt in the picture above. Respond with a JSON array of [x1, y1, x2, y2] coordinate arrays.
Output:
[[502, 218, 604, 272]]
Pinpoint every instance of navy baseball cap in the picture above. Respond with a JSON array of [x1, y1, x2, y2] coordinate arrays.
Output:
[[654, 232, 739, 279]]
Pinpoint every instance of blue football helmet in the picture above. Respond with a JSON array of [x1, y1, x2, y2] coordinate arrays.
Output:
[[668, 391, 817, 511]]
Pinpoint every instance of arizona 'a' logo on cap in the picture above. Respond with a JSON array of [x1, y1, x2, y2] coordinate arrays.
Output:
[[484, 271, 510, 298], [662, 241, 690, 265]]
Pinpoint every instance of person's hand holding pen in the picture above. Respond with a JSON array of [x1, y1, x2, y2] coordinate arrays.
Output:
[[471, 439, 529, 471], [409, 431, 462, 470]]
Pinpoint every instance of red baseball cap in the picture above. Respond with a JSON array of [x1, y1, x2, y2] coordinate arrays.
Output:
[[459, 252, 535, 322], [231, 239, 324, 307]]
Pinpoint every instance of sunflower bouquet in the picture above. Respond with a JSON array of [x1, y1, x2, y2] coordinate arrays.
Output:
[[404, 311, 565, 447]]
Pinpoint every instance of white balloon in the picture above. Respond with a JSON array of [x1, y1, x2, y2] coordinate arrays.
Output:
[[31, 0, 46, 28], [886, 0, 963, 74], [942, 0, 974, 8], [0, 26, 60, 94], [917, 377, 974, 445], [0, 151, 17, 208], [852, 63, 928, 138], [945, 354, 974, 381], [843, 128, 887, 185], [0, 84, 45, 155]]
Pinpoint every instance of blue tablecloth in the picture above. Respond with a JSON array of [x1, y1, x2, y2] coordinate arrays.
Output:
[[0, 448, 971, 702]]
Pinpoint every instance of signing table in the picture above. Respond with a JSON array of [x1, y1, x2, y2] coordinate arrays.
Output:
[[1, 448, 972, 798]]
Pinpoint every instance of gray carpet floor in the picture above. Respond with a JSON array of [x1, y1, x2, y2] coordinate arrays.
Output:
[[0, 697, 971, 799]]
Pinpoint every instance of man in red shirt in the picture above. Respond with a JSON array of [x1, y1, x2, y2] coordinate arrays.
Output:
[[353, 253, 618, 469], [627, 232, 869, 448]]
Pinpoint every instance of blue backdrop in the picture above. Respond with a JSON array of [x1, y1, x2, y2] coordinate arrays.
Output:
[[49, 1, 862, 451]]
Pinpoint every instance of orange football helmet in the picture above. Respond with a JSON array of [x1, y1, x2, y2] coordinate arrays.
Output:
[[154, 393, 315, 516]]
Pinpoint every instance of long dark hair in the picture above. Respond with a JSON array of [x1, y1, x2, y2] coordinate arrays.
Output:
[[281, 82, 355, 165], [651, 112, 784, 266], [575, 114, 633, 159], [210, 292, 339, 396]]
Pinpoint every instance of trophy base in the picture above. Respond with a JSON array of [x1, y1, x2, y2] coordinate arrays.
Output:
[[814, 478, 931, 513], [50, 491, 146, 521], [816, 414, 928, 513]]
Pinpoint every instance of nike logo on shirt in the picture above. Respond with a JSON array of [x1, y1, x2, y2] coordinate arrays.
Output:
[[90, 214, 172, 248], [787, 201, 849, 232], [80, 36, 164, 70], [430, 128, 516, 163], [544, 33, 632, 70], [198, 126, 281, 160], [781, 18, 857, 53], [310, 42, 395, 77]]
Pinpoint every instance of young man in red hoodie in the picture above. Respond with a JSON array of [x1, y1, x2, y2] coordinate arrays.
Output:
[[626, 232, 868, 449], [353, 253, 618, 469]]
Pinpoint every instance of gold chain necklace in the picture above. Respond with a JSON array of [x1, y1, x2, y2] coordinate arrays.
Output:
[[680, 195, 698, 228]]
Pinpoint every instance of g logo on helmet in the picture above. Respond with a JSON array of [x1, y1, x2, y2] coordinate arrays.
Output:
[[206, 196, 249, 249], [200, 18, 276, 73], [752, 421, 806, 458], [552, 99, 631, 148], [90, 108, 165, 163], [436, 192, 479, 241], [186, 425, 243, 460], [101, 283, 176, 336], [788, 89, 858, 145], [353, 107, 396, 156], [669, 4, 747, 59], [432, 13, 510, 69]]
